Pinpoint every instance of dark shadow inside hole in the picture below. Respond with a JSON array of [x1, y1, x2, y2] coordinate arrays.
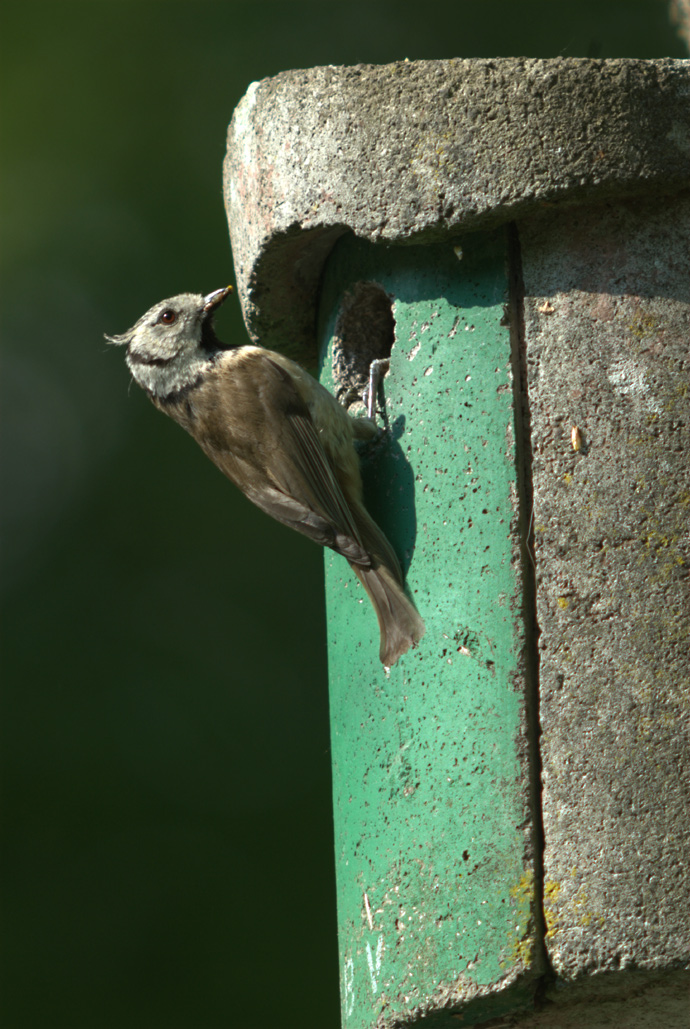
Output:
[[332, 282, 394, 412]]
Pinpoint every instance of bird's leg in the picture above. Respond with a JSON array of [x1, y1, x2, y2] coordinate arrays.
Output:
[[365, 358, 390, 422]]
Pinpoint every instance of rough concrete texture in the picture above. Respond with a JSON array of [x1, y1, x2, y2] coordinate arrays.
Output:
[[224, 58, 690, 364], [490, 969, 689, 1027], [518, 192, 690, 989]]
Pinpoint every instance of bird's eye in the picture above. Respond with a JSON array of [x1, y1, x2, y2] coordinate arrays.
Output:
[[159, 309, 177, 325]]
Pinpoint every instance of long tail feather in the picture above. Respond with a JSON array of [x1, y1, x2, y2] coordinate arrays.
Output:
[[352, 562, 425, 666], [347, 500, 425, 666]]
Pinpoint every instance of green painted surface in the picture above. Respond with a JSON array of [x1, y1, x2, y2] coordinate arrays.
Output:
[[318, 234, 536, 1027]]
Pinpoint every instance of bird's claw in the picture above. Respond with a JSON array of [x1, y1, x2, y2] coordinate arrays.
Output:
[[364, 358, 391, 421]]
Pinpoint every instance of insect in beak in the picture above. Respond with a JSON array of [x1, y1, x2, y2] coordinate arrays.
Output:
[[203, 285, 233, 312]]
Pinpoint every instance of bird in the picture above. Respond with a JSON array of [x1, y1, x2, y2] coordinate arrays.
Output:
[[106, 286, 425, 666]]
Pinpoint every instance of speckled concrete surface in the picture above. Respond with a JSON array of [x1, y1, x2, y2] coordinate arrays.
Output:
[[224, 58, 690, 364], [519, 193, 690, 984]]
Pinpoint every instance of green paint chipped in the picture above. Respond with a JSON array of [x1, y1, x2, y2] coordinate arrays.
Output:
[[317, 234, 537, 1027]]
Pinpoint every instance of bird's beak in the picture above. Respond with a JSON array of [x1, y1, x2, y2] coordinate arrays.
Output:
[[203, 285, 233, 312]]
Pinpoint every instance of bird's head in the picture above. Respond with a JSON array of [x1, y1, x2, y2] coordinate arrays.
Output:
[[106, 286, 233, 399]]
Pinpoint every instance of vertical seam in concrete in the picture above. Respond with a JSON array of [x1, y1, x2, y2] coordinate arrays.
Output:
[[507, 223, 553, 997]]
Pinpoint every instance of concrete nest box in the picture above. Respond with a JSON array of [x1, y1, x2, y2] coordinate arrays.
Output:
[[224, 58, 690, 1029]]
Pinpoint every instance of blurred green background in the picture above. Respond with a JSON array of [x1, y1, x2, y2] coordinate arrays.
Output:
[[1, 3, 685, 1027]]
